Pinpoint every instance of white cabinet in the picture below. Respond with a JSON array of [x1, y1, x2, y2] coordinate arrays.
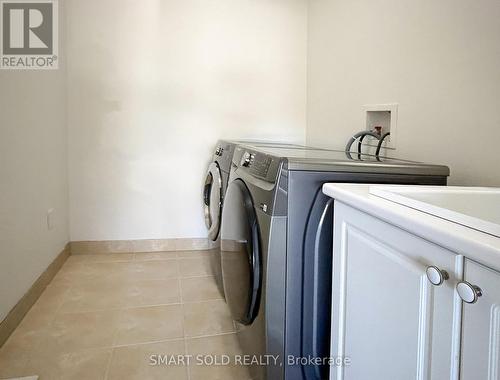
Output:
[[324, 184, 500, 380], [460, 259, 500, 379], [331, 202, 463, 380]]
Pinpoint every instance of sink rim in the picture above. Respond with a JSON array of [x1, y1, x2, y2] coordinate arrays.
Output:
[[369, 185, 500, 238]]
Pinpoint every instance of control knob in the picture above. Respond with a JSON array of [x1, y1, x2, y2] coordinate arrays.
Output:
[[242, 152, 254, 167], [215, 146, 224, 156]]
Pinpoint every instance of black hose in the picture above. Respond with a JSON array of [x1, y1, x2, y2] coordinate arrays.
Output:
[[345, 131, 381, 153], [357, 134, 366, 156], [375, 132, 391, 156]]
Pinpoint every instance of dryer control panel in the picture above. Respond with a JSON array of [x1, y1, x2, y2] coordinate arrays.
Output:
[[239, 149, 280, 182]]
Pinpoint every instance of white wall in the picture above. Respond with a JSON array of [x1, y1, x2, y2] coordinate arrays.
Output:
[[67, 0, 308, 241], [0, 10, 68, 320], [307, 0, 500, 186]]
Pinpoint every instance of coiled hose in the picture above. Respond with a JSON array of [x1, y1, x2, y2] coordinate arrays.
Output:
[[375, 132, 391, 156], [345, 131, 381, 154]]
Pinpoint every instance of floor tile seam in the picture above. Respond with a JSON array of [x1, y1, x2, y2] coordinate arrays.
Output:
[[54, 301, 185, 314]]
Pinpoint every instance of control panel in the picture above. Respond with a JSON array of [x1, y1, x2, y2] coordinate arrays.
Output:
[[240, 151, 273, 179], [250, 156, 272, 177], [213, 142, 237, 173]]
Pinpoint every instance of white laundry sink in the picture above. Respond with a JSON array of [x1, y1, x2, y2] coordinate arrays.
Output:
[[369, 186, 500, 238]]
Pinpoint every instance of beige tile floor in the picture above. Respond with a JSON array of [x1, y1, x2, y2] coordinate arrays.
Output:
[[0, 251, 252, 380]]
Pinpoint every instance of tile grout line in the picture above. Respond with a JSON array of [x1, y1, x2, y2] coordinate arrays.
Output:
[[103, 347, 114, 380], [56, 301, 185, 315], [7, 330, 240, 362], [55, 295, 224, 313], [50, 294, 223, 315], [104, 304, 123, 380], [178, 259, 192, 380], [96, 329, 239, 351]]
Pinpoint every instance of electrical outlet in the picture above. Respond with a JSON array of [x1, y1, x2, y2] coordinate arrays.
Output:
[[47, 208, 55, 230]]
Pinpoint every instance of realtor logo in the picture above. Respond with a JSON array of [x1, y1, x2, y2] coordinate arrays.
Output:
[[1, 0, 58, 69]]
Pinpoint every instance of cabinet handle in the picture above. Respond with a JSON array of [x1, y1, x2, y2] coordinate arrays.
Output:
[[426, 266, 449, 286], [456, 281, 483, 304]]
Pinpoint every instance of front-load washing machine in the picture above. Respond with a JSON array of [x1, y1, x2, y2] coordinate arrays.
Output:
[[220, 145, 450, 380], [204, 140, 308, 241], [203, 140, 308, 297]]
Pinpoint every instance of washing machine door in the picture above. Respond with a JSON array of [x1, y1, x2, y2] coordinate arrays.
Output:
[[203, 162, 223, 241], [221, 179, 262, 325]]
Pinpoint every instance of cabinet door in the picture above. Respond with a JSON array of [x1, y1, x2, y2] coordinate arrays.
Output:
[[461, 259, 500, 379], [330, 203, 462, 380]]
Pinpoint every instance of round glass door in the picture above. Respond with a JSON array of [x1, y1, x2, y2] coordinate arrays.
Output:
[[203, 162, 222, 241], [220, 179, 261, 325]]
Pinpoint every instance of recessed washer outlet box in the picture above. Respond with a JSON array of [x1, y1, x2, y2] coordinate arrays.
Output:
[[363, 103, 398, 150]]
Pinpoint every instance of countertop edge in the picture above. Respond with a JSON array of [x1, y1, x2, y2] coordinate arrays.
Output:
[[322, 183, 500, 272]]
